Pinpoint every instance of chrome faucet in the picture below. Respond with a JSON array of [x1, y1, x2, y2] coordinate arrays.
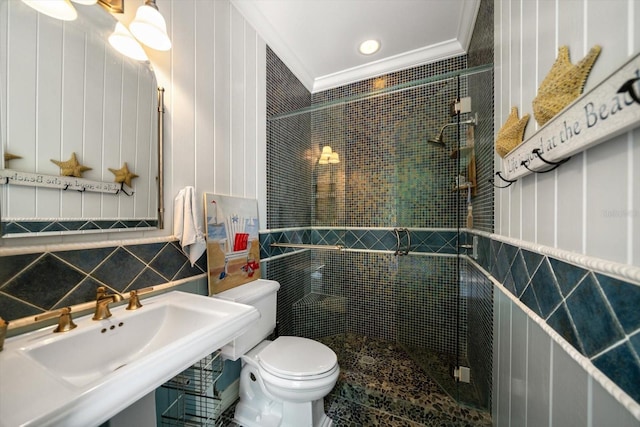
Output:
[[93, 286, 123, 320]]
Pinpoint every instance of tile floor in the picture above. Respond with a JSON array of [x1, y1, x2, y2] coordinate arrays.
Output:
[[221, 333, 492, 426]]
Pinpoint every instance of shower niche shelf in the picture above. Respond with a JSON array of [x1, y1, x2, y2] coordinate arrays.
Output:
[[451, 126, 476, 196]]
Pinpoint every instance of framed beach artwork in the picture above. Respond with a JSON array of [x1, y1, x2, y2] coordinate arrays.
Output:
[[204, 194, 261, 294]]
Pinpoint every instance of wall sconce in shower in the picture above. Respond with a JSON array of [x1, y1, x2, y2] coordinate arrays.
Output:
[[20, 0, 97, 21], [428, 113, 478, 147], [319, 146, 340, 165]]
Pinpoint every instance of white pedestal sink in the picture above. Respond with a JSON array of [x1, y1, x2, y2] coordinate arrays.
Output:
[[0, 291, 259, 427]]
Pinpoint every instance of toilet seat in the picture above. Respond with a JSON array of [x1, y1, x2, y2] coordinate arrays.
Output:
[[257, 336, 338, 380]]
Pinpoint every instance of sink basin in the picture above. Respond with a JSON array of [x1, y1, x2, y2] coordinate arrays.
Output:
[[0, 291, 259, 427]]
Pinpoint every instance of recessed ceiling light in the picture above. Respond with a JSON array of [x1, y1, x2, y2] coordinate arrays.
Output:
[[359, 39, 380, 55]]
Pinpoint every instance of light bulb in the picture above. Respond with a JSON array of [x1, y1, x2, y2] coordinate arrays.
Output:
[[21, 0, 77, 21], [130, 3, 172, 51], [109, 23, 149, 61]]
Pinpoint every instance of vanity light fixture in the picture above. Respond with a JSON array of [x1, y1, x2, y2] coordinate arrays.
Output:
[[20, 0, 78, 21], [129, 0, 172, 51], [109, 22, 149, 61], [359, 39, 380, 55]]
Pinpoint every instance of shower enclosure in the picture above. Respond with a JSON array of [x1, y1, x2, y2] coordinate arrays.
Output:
[[265, 62, 494, 411]]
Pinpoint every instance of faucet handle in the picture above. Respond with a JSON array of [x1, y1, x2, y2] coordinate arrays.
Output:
[[126, 287, 154, 310], [53, 307, 77, 333], [34, 307, 77, 333], [127, 291, 143, 310]]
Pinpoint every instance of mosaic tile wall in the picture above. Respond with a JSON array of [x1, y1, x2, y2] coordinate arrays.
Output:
[[266, 47, 312, 230], [474, 232, 640, 404], [0, 241, 206, 322], [264, 47, 488, 358]]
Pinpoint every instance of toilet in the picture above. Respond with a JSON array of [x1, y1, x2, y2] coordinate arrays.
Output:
[[215, 279, 339, 427]]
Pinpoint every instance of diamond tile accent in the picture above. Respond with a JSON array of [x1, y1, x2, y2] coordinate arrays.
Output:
[[529, 259, 562, 318], [596, 273, 640, 335], [593, 343, 640, 403], [3, 254, 85, 309], [91, 248, 146, 292], [565, 273, 625, 357]]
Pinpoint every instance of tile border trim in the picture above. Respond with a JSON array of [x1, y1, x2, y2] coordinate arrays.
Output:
[[468, 256, 640, 422]]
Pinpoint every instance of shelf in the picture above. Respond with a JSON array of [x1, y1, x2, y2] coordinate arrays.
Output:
[[500, 51, 640, 181], [0, 169, 132, 195]]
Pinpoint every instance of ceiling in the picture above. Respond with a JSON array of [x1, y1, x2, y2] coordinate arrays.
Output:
[[231, 0, 481, 93]]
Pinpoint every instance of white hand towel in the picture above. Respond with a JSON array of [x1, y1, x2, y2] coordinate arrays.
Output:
[[174, 186, 206, 266]]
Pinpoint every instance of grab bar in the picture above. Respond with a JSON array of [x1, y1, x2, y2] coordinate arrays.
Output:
[[270, 243, 344, 251]]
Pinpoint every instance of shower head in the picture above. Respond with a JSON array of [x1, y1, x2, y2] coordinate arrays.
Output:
[[427, 113, 477, 147]]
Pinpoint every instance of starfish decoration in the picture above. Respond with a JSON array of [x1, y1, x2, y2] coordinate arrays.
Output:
[[50, 152, 92, 177], [108, 162, 139, 188], [4, 152, 22, 163]]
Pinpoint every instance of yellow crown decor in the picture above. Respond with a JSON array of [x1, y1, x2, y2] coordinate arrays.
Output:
[[50, 152, 92, 178], [495, 106, 530, 158], [532, 45, 602, 126]]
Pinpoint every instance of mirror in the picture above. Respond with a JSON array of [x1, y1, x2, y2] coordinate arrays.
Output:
[[0, 0, 160, 237]]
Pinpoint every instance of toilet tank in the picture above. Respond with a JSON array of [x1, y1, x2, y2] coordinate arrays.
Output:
[[214, 279, 280, 360]]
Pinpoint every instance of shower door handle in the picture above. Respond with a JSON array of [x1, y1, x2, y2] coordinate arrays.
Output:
[[393, 228, 410, 256]]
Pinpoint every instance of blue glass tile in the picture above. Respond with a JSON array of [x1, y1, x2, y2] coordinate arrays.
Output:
[[91, 248, 146, 292], [566, 274, 625, 357], [530, 259, 562, 318], [630, 333, 640, 356], [510, 251, 530, 297], [596, 273, 640, 335], [477, 235, 490, 270], [521, 250, 543, 278], [0, 253, 41, 286], [520, 285, 542, 317], [42, 222, 67, 232], [343, 230, 358, 248], [94, 220, 118, 229], [54, 276, 103, 309], [494, 246, 512, 283], [126, 243, 166, 264], [127, 267, 167, 290], [549, 258, 588, 297], [20, 221, 48, 232], [2, 222, 28, 234], [502, 243, 518, 267], [502, 271, 516, 295], [149, 244, 187, 281], [63, 221, 87, 230], [80, 221, 100, 230], [55, 247, 117, 273], [0, 293, 41, 320], [593, 343, 640, 403], [3, 254, 86, 309], [423, 232, 448, 251], [547, 303, 583, 354], [379, 230, 398, 251]]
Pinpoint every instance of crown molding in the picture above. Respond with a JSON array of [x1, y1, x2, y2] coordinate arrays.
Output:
[[312, 39, 465, 93]]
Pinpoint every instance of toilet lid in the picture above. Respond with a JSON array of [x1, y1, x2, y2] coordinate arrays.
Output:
[[258, 336, 337, 377]]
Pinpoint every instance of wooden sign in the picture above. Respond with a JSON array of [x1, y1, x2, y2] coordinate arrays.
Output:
[[502, 52, 640, 180], [0, 169, 123, 193]]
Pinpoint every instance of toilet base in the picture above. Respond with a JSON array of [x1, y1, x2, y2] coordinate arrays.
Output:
[[234, 397, 333, 427]]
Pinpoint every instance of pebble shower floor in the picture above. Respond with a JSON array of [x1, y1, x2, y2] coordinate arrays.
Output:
[[220, 333, 491, 426]]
